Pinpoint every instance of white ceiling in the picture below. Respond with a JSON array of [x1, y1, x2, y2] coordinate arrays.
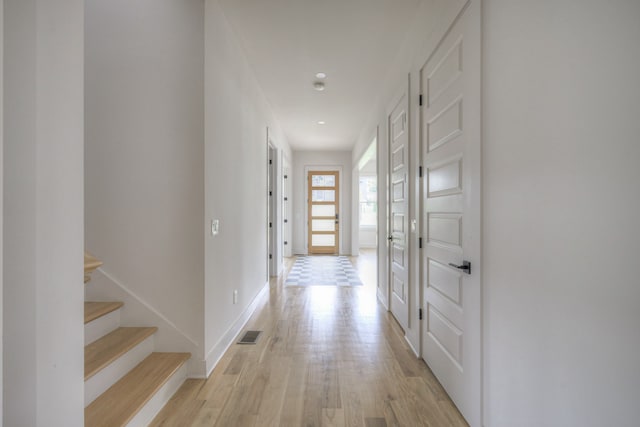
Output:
[[218, 0, 422, 151]]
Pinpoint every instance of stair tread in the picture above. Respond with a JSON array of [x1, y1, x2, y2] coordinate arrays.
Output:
[[84, 252, 103, 271], [84, 302, 124, 324], [85, 327, 157, 380], [85, 352, 191, 427], [84, 252, 103, 283]]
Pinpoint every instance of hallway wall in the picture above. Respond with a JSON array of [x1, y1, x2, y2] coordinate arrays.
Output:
[[292, 150, 352, 255], [84, 0, 291, 379], [85, 0, 206, 373], [482, 1, 640, 425], [203, 0, 292, 375]]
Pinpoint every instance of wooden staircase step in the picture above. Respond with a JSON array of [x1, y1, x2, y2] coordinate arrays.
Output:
[[84, 302, 124, 324], [85, 327, 157, 380], [84, 252, 103, 283], [85, 352, 191, 427]]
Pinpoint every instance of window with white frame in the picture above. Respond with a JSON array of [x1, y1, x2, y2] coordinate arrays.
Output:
[[359, 175, 377, 227]]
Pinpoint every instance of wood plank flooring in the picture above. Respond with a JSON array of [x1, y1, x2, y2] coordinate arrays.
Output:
[[151, 251, 467, 426]]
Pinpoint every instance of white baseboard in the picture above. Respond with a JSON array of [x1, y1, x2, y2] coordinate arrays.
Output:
[[377, 287, 389, 310], [204, 281, 270, 377], [405, 333, 420, 358]]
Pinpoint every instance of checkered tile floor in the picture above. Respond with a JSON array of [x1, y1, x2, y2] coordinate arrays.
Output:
[[285, 256, 363, 286]]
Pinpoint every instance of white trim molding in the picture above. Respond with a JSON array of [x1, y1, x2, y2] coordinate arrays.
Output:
[[204, 281, 270, 377]]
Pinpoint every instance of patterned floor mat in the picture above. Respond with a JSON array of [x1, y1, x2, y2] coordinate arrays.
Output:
[[285, 256, 363, 286]]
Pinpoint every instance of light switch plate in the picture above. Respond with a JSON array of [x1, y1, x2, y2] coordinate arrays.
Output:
[[211, 219, 220, 236]]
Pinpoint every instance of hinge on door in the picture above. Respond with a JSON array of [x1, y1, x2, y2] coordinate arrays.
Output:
[[419, 166, 423, 178], [269, 191, 272, 196], [284, 241, 288, 245], [284, 175, 288, 179], [419, 237, 423, 249], [419, 308, 423, 320], [284, 219, 288, 223], [269, 159, 272, 165], [269, 254, 272, 259], [269, 222, 272, 228], [284, 197, 288, 201], [419, 94, 423, 106]]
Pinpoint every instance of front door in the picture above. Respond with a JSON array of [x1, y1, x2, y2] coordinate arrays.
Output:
[[389, 90, 410, 331], [421, 2, 481, 425], [307, 171, 339, 254]]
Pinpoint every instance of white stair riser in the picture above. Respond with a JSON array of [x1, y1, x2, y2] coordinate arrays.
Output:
[[126, 361, 189, 427], [84, 335, 155, 407], [85, 309, 121, 345]]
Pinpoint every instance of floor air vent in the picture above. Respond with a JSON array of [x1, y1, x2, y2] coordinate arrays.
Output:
[[237, 330, 262, 345]]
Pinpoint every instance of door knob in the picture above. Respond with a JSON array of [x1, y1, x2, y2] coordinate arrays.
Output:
[[449, 260, 471, 274]]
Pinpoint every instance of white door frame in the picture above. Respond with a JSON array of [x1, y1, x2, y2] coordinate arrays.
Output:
[[386, 78, 411, 332], [416, 2, 482, 425], [282, 153, 292, 258], [303, 165, 344, 255], [267, 136, 278, 277]]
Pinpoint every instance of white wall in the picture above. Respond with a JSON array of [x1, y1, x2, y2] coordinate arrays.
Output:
[[0, 0, 4, 422], [359, 229, 377, 249], [4, 0, 84, 424], [482, 1, 640, 426], [204, 0, 291, 375], [85, 0, 206, 374], [292, 151, 352, 255]]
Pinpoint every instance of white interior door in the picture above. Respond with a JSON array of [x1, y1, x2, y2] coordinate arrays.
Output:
[[389, 90, 410, 331], [421, 2, 481, 426]]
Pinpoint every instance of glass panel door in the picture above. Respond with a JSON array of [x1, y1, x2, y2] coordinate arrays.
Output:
[[307, 171, 339, 254]]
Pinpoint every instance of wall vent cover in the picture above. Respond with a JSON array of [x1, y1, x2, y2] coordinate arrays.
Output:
[[237, 330, 262, 345]]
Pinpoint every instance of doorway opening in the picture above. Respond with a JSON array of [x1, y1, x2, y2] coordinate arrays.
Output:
[[356, 139, 378, 256], [354, 138, 379, 291]]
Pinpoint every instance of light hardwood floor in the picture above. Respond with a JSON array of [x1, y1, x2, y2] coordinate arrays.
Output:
[[151, 250, 467, 426]]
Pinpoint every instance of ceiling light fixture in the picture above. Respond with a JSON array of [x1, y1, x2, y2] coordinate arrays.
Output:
[[317, 121, 326, 125], [313, 81, 325, 91], [315, 72, 327, 79]]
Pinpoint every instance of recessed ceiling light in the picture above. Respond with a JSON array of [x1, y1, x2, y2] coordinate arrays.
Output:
[[317, 121, 326, 125], [313, 81, 325, 91], [315, 72, 327, 79]]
